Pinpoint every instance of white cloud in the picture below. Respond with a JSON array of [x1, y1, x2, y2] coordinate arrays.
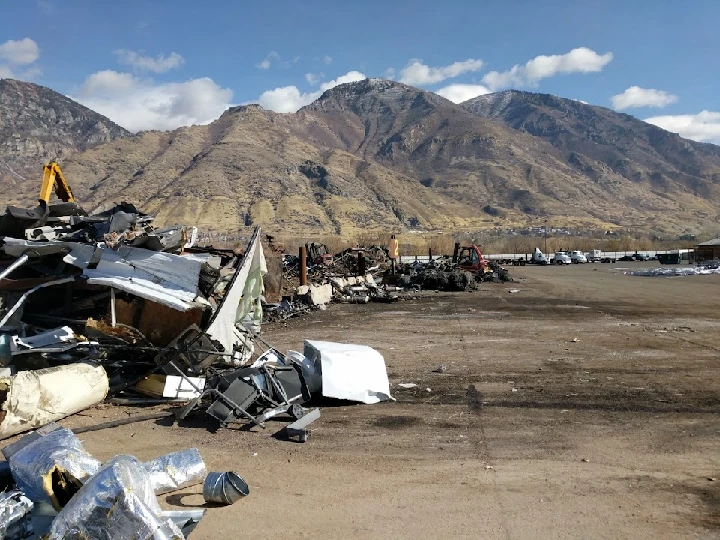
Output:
[[0, 38, 40, 65], [435, 83, 490, 103], [256, 70, 366, 113], [305, 72, 321, 86], [611, 86, 678, 110], [645, 111, 720, 144], [323, 55, 333, 65], [482, 47, 613, 91], [114, 49, 184, 73], [384, 67, 396, 80], [256, 86, 311, 113], [399, 58, 483, 85], [78, 70, 139, 96], [0, 38, 42, 80], [74, 70, 233, 132], [256, 51, 280, 70]]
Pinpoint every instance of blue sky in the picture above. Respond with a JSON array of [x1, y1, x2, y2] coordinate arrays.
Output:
[[1, 0, 718, 142]]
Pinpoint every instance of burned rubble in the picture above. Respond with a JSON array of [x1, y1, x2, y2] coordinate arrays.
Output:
[[269, 241, 513, 320], [0, 199, 396, 537]]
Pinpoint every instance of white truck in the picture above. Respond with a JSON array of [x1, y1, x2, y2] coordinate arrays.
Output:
[[529, 247, 549, 265], [586, 249, 602, 262], [552, 252, 572, 265], [570, 250, 588, 263], [499, 247, 550, 266]]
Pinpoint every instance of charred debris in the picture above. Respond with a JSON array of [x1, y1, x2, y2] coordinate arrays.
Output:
[[269, 240, 512, 321]]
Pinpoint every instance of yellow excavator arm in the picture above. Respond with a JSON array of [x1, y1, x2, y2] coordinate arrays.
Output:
[[39, 161, 75, 206]]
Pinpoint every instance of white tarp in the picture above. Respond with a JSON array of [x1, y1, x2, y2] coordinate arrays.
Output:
[[205, 229, 267, 353], [304, 340, 393, 404]]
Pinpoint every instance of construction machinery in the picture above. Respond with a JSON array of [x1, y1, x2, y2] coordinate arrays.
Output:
[[0, 161, 86, 237], [305, 242, 333, 266], [452, 244, 489, 272], [37, 161, 79, 215]]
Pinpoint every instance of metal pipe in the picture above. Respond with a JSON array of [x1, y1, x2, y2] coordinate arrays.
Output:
[[0, 254, 29, 281], [110, 288, 117, 327], [299, 245, 307, 286], [357, 251, 366, 276]]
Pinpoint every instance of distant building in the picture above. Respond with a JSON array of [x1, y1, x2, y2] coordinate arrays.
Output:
[[695, 238, 720, 262]]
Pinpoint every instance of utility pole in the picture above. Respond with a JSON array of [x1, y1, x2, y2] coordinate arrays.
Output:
[[544, 220, 548, 254]]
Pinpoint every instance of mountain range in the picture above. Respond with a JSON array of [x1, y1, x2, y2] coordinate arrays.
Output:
[[1, 77, 719, 237]]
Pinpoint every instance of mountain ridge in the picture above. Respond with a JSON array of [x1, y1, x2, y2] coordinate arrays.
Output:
[[1, 78, 719, 236]]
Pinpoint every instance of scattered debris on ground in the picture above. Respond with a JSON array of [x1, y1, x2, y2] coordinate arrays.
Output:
[[271, 244, 513, 320]]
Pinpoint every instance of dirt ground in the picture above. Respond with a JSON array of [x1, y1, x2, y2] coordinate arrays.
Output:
[[25, 262, 720, 539]]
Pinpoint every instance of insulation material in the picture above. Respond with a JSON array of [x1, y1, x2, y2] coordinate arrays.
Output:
[[0, 490, 34, 539], [144, 448, 207, 495], [48, 455, 183, 540], [8, 427, 101, 510], [0, 363, 109, 439], [206, 229, 267, 353], [304, 340, 393, 404]]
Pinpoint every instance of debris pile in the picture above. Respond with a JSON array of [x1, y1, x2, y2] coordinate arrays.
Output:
[[397, 259, 511, 291], [0, 198, 397, 534], [0, 422, 235, 538], [0, 200, 394, 432], [275, 242, 513, 318]]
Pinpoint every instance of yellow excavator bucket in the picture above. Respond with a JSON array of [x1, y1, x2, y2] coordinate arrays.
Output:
[[39, 162, 76, 205]]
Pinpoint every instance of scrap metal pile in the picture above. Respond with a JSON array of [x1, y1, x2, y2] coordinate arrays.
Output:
[[0, 200, 394, 429], [0, 199, 396, 535], [397, 258, 511, 291], [274, 243, 513, 320], [268, 244, 402, 321]]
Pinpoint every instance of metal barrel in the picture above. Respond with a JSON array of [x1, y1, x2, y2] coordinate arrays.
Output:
[[203, 472, 249, 505]]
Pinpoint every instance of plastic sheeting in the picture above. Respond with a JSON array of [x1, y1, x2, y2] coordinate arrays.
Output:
[[8, 427, 101, 510], [144, 448, 207, 495], [206, 227, 267, 353], [304, 340, 393, 404], [48, 455, 184, 540], [0, 363, 109, 439]]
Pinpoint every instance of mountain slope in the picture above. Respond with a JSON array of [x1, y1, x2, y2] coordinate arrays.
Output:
[[0, 78, 130, 204], [289, 80, 720, 232], [461, 90, 720, 212], [63, 104, 485, 235]]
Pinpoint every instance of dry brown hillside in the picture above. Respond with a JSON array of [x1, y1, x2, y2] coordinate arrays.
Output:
[[3, 78, 720, 237]]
